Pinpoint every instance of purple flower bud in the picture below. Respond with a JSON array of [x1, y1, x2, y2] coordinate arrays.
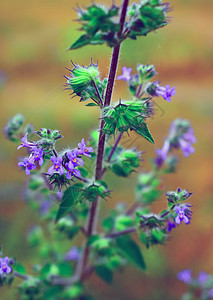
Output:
[[48, 156, 64, 176], [0, 257, 12, 274], [77, 138, 94, 157], [18, 157, 36, 175], [177, 269, 192, 284], [155, 84, 176, 102], [117, 67, 132, 82]]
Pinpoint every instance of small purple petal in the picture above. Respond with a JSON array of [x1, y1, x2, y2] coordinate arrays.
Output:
[[6, 266, 12, 274], [198, 271, 208, 285], [175, 216, 181, 224], [177, 269, 192, 284], [48, 165, 55, 175]]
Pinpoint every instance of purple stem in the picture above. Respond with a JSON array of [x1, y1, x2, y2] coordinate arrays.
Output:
[[107, 133, 123, 163], [79, 0, 130, 280], [13, 272, 30, 280], [106, 227, 137, 238], [102, 132, 123, 176], [126, 202, 139, 216], [92, 80, 103, 106]]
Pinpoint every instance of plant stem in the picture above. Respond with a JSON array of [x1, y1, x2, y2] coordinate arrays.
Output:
[[126, 202, 139, 216], [102, 132, 123, 176], [107, 132, 123, 163], [106, 227, 137, 238], [78, 0, 130, 280], [92, 80, 103, 106], [13, 272, 30, 280]]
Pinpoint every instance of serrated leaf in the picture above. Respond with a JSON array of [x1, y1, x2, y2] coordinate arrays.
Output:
[[116, 236, 146, 270], [55, 184, 84, 222], [95, 265, 113, 284], [132, 122, 154, 144]]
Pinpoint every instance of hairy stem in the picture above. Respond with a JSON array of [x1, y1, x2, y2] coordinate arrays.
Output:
[[107, 132, 123, 163], [92, 80, 103, 106], [78, 0, 130, 280], [102, 132, 123, 176]]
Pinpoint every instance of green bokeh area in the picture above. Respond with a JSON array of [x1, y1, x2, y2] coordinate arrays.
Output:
[[1, 0, 213, 299]]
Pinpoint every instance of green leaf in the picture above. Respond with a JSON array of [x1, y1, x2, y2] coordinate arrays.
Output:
[[69, 34, 91, 50], [62, 284, 83, 299], [95, 265, 113, 284], [115, 215, 133, 231], [43, 286, 63, 300], [14, 264, 26, 275], [85, 102, 99, 106], [112, 164, 129, 177], [55, 184, 84, 222], [58, 262, 73, 277], [116, 236, 146, 270], [132, 122, 154, 144]]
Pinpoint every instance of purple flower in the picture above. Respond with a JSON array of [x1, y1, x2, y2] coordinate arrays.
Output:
[[117, 67, 132, 82], [48, 156, 64, 175], [175, 205, 190, 224], [155, 119, 197, 163], [0, 257, 12, 274], [198, 271, 209, 285], [169, 120, 197, 157], [208, 288, 213, 297], [156, 84, 176, 102], [178, 126, 197, 157], [155, 139, 170, 167], [31, 147, 44, 166], [77, 138, 94, 157], [18, 157, 36, 175], [177, 269, 192, 284], [17, 132, 36, 150], [64, 246, 79, 261], [65, 161, 80, 180], [67, 149, 84, 167]]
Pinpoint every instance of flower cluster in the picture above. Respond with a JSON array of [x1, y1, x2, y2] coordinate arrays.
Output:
[[155, 118, 197, 168], [117, 64, 176, 102], [161, 188, 193, 231], [177, 270, 213, 299], [17, 131, 94, 181], [0, 257, 12, 275], [17, 133, 44, 175], [48, 139, 93, 181]]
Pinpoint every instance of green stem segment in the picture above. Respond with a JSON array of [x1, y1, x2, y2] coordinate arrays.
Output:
[[79, 0, 130, 280]]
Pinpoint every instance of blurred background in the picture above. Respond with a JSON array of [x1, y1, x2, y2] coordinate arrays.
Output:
[[0, 0, 213, 299]]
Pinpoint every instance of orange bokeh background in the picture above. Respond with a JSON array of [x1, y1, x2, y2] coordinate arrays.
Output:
[[0, 0, 213, 299]]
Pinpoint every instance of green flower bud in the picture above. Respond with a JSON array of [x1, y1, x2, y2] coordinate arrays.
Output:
[[66, 62, 100, 95], [4, 113, 25, 142]]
